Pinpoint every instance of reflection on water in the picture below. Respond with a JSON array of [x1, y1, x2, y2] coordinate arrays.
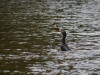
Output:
[[0, 0, 100, 75]]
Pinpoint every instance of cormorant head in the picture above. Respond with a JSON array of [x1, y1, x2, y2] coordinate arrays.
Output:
[[53, 25, 67, 38], [60, 30, 66, 38]]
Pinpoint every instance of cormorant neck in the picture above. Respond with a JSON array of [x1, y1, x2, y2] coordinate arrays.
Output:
[[62, 36, 66, 44]]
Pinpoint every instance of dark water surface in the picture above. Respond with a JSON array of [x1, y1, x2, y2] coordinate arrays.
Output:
[[0, 0, 100, 75]]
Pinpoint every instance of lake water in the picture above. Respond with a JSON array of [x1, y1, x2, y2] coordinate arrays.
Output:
[[0, 0, 100, 75]]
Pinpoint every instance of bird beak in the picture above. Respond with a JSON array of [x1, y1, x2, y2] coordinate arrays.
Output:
[[53, 25, 63, 33]]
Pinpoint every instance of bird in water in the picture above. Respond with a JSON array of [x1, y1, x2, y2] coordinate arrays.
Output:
[[53, 25, 71, 51]]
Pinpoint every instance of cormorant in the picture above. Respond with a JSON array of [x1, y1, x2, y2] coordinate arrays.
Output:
[[53, 25, 71, 51], [60, 30, 71, 51]]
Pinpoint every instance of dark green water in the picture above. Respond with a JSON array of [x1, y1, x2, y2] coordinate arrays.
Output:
[[0, 0, 100, 75]]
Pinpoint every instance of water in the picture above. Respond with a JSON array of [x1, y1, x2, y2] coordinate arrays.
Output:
[[0, 0, 100, 75]]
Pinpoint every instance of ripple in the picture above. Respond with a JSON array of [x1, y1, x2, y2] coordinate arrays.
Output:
[[0, 0, 100, 75]]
